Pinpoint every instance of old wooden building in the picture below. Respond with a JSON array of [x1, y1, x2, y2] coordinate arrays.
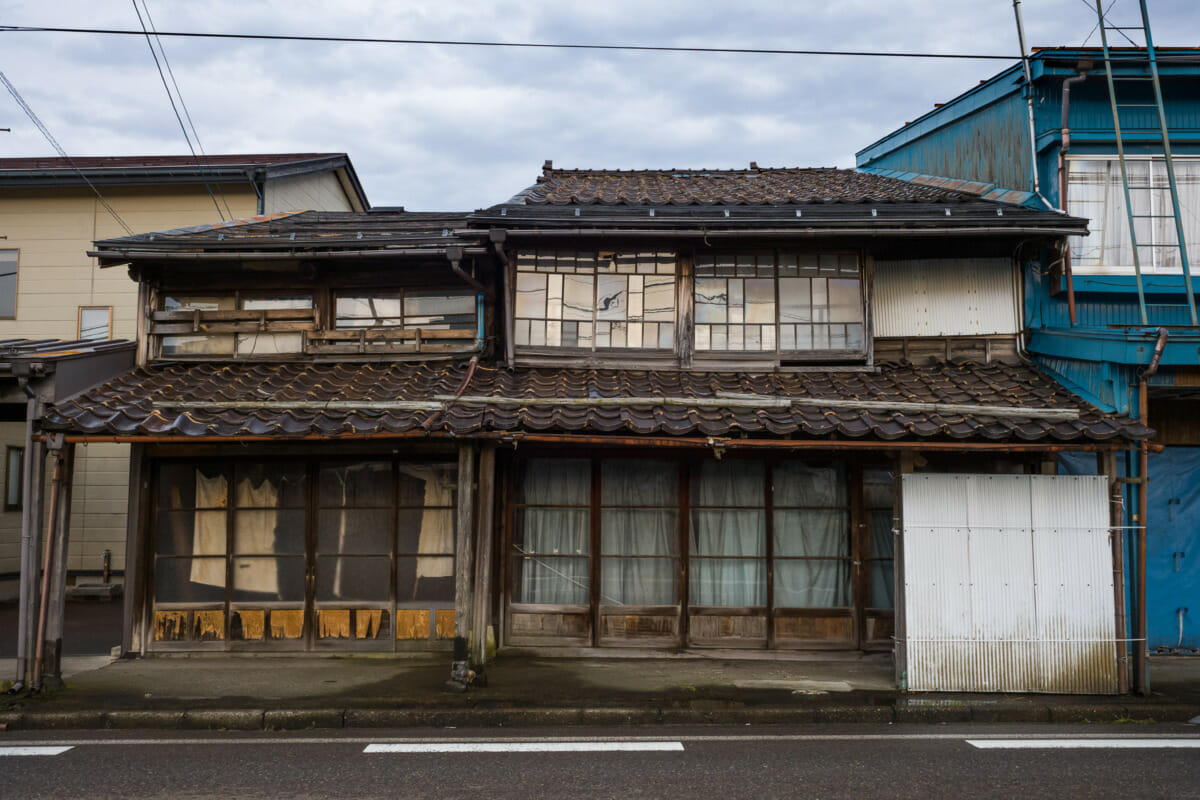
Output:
[[35, 165, 1152, 692]]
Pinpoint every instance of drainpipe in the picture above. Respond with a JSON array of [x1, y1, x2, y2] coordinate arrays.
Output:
[[1133, 326, 1167, 695], [1059, 68, 1089, 325], [1013, 1, 1063, 213]]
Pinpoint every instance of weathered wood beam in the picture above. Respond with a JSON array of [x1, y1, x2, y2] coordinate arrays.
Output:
[[446, 443, 477, 692], [471, 443, 497, 669], [41, 442, 75, 689]]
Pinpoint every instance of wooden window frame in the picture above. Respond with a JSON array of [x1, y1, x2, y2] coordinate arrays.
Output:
[[78, 305, 113, 341], [152, 291, 316, 360], [5, 446, 23, 512]]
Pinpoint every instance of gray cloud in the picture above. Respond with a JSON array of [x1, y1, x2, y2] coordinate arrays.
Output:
[[2, 1, 1198, 212]]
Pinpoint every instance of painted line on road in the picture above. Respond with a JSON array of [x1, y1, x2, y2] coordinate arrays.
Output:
[[969, 739, 1200, 750], [0, 746, 74, 757], [364, 741, 685, 753]]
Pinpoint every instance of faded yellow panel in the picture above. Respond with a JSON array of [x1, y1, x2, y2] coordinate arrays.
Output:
[[435, 609, 455, 639], [396, 609, 430, 640], [153, 610, 189, 641], [233, 610, 266, 640], [270, 609, 304, 639], [319, 609, 352, 639], [356, 609, 387, 639], [193, 610, 225, 641]]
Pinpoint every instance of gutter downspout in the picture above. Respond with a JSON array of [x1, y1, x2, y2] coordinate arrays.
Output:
[[1134, 326, 1168, 695], [447, 246, 490, 297], [1060, 69, 1090, 325], [1013, 1, 1064, 214]]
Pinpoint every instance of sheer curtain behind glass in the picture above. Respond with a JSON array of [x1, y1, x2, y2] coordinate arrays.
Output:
[[600, 460, 678, 606], [690, 461, 765, 606], [773, 461, 849, 608], [516, 459, 590, 605]]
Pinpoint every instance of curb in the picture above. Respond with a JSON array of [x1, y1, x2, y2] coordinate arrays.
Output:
[[2, 703, 1199, 731]]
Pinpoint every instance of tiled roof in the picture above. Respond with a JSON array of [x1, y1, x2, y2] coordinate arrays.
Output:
[[519, 166, 975, 206], [43, 361, 1151, 443]]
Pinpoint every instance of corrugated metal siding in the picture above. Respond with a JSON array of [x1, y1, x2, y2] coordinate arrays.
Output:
[[859, 94, 1031, 191], [874, 258, 1018, 337], [902, 474, 1117, 694]]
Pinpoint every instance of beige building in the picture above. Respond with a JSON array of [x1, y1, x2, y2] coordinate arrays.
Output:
[[0, 154, 368, 599]]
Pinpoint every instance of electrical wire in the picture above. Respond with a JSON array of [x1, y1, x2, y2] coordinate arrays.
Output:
[[0, 69, 134, 236], [131, 1, 226, 222], [138, 1, 234, 219]]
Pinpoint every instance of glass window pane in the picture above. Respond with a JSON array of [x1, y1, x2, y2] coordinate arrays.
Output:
[[516, 509, 590, 555], [643, 276, 675, 321], [601, 459, 676, 505], [521, 458, 589, 505], [775, 560, 850, 607], [398, 463, 456, 506], [596, 274, 627, 320], [561, 274, 593, 321], [692, 460, 764, 507], [601, 558, 677, 605], [398, 556, 455, 602], [398, 508, 455, 555], [236, 332, 303, 355], [689, 558, 765, 606], [164, 295, 235, 312], [318, 509, 393, 554], [79, 308, 110, 340], [695, 278, 727, 323], [745, 279, 775, 324], [404, 291, 476, 328], [243, 296, 312, 310], [319, 461, 392, 507], [154, 557, 226, 603], [161, 333, 234, 356], [336, 294, 403, 328], [601, 511, 678, 556], [512, 555, 589, 604], [235, 463, 306, 508], [774, 461, 847, 506], [774, 510, 849, 557], [515, 274, 547, 319], [5, 447, 22, 508], [779, 278, 812, 325], [827, 279, 863, 323], [232, 556, 306, 601], [157, 464, 228, 510], [317, 556, 390, 602], [870, 561, 895, 608], [156, 510, 227, 557], [234, 509, 306, 555], [0, 250, 17, 317]]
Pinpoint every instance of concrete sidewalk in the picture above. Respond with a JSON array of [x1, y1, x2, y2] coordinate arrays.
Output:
[[3, 652, 1199, 731]]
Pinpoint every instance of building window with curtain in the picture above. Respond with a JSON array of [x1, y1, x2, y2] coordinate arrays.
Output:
[[1067, 156, 1200, 274], [689, 460, 767, 607], [512, 458, 592, 605], [600, 459, 679, 607], [772, 461, 851, 608]]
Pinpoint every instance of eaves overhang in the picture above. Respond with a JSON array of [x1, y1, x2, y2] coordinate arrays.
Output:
[[1029, 326, 1200, 367]]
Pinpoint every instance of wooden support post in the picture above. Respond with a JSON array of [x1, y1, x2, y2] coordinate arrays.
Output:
[[13, 398, 43, 690], [471, 443, 497, 673], [1101, 450, 1129, 695], [41, 442, 74, 689], [123, 444, 147, 655], [446, 442, 477, 692], [893, 451, 916, 692]]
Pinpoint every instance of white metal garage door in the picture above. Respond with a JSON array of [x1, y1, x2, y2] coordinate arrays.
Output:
[[902, 474, 1118, 694]]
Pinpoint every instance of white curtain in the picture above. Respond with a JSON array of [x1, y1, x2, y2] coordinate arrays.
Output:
[[600, 460, 677, 606], [1068, 158, 1200, 274], [689, 461, 765, 606], [189, 470, 228, 588], [517, 459, 590, 605], [773, 461, 849, 608]]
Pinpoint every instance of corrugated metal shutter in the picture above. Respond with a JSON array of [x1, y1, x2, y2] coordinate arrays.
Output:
[[902, 474, 1118, 694], [874, 258, 1018, 337]]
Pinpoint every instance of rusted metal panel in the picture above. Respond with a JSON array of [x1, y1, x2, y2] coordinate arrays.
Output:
[[874, 258, 1019, 337], [902, 474, 1117, 693]]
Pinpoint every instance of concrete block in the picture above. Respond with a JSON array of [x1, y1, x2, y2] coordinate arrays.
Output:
[[182, 709, 264, 731], [105, 710, 185, 729], [21, 710, 105, 729], [264, 709, 344, 730]]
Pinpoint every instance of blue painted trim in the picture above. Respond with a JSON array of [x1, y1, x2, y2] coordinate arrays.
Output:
[[1073, 274, 1200, 295], [1033, 357, 1117, 412], [476, 293, 485, 350], [1030, 327, 1200, 365]]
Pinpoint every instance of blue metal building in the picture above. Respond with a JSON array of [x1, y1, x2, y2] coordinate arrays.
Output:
[[856, 47, 1200, 655]]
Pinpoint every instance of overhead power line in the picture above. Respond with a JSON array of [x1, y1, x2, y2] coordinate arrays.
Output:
[[131, 0, 229, 221], [0, 25, 1030, 60], [0, 69, 134, 236]]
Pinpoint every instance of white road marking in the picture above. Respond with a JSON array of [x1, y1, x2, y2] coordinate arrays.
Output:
[[0, 746, 74, 757], [969, 739, 1200, 750], [364, 741, 685, 753]]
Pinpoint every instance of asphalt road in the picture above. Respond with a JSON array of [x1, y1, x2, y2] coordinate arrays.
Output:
[[2, 724, 1199, 799]]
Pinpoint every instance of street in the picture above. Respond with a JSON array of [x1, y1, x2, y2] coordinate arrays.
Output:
[[2, 724, 1198, 799]]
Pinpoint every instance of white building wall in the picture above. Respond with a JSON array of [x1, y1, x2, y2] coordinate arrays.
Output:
[[264, 171, 355, 213]]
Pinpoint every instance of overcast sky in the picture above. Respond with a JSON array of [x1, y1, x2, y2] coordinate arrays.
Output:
[[2, 1, 1199, 211]]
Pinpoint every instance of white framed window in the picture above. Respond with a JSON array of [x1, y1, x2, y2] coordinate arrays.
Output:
[[1067, 156, 1200, 275], [78, 306, 112, 340]]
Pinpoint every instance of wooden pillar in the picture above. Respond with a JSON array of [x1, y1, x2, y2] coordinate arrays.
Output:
[[893, 451, 916, 691], [41, 442, 75, 689], [446, 442, 477, 692], [14, 400, 43, 689], [471, 443, 497, 670], [1101, 450, 1129, 695], [123, 444, 147, 655]]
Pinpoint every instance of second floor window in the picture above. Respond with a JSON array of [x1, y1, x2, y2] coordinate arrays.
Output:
[[0, 250, 17, 319], [335, 290, 476, 332], [514, 250, 676, 350], [694, 253, 864, 354], [159, 295, 313, 357]]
